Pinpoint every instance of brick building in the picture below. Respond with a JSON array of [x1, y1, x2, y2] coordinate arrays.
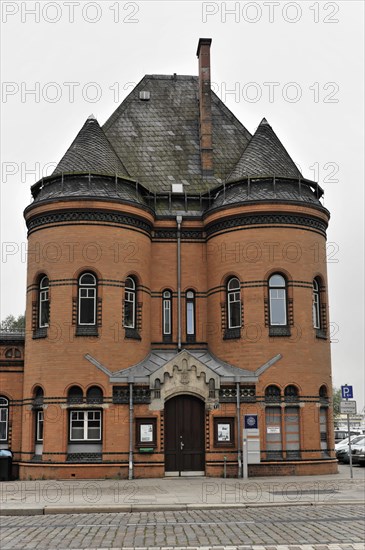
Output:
[[0, 39, 337, 479]]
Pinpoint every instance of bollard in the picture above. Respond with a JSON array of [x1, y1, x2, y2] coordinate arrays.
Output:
[[223, 456, 227, 478]]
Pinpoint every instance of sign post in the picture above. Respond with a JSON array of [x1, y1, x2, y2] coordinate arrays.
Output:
[[340, 385, 356, 479]]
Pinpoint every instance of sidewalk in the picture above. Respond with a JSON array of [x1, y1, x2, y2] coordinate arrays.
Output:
[[0, 465, 364, 516]]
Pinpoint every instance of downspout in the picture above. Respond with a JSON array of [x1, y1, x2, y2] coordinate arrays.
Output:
[[177, 215, 182, 351], [235, 376, 242, 478], [128, 375, 134, 480]]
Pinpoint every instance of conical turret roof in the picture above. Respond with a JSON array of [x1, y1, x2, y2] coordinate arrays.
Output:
[[53, 115, 129, 177], [228, 118, 302, 182]]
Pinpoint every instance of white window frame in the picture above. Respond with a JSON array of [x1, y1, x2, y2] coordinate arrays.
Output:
[[124, 277, 136, 328], [269, 274, 287, 326], [163, 290, 172, 335], [39, 276, 49, 328], [69, 410, 102, 441], [78, 273, 97, 326], [36, 410, 44, 442], [227, 278, 241, 329], [313, 279, 321, 329], [186, 290, 195, 335], [0, 397, 9, 441]]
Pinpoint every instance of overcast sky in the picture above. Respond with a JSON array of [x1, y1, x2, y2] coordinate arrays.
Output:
[[1, 1, 364, 409]]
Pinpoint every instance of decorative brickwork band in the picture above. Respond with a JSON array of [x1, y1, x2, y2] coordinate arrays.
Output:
[[26, 209, 153, 236], [206, 213, 328, 238]]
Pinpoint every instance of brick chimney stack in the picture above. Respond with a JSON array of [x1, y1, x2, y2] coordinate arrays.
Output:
[[197, 38, 213, 176]]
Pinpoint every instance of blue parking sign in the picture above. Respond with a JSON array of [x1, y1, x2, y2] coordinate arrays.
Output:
[[341, 385, 353, 399]]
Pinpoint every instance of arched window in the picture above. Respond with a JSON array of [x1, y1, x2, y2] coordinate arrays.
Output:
[[33, 386, 44, 407], [154, 379, 161, 399], [5, 348, 22, 359], [67, 386, 83, 404], [319, 385, 328, 398], [78, 273, 97, 326], [284, 385, 299, 401], [265, 385, 281, 402], [162, 290, 172, 337], [269, 274, 287, 326], [0, 397, 9, 442], [39, 276, 50, 328], [186, 290, 195, 340], [124, 277, 136, 329], [313, 278, 321, 329], [86, 386, 103, 404], [227, 277, 241, 329]]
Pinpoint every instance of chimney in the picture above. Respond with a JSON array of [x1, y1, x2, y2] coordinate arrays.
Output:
[[197, 38, 213, 176]]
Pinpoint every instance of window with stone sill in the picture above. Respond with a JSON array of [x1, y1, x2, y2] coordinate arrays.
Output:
[[186, 290, 196, 342], [124, 276, 141, 340], [268, 273, 291, 336], [32, 274, 50, 339], [0, 397, 9, 442], [36, 410, 44, 442], [313, 277, 327, 339], [162, 289, 172, 342], [76, 272, 98, 336], [69, 410, 102, 441], [224, 277, 241, 340]]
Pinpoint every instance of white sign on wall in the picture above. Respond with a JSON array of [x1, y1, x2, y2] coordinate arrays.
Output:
[[267, 426, 280, 434]]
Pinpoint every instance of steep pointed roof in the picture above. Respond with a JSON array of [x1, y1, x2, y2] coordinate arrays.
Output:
[[102, 75, 252, 193], [53, 116, 129, 177], [228, 118, 302, 182]]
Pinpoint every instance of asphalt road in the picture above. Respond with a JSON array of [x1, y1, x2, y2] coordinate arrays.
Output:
[[0, 504, 364, 550]]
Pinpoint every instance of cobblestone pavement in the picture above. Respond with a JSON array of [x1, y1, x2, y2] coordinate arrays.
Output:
[[0, 504, 364, 550]]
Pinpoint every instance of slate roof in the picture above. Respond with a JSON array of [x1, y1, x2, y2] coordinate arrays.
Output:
[[209, 178, 322, 210], [30, 75, 323, 211], [85, 349, 282, 383], [228, 118, 303, 182], [53, 116, 129, 177], [103, 75, 252, 193], [33, 174, 147, 206]]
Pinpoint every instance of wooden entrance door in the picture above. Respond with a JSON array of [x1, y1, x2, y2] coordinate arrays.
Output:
[[165, 395, 205, 475]]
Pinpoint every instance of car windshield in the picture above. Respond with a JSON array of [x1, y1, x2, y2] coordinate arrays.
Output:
[[351, 436, 365, 446]]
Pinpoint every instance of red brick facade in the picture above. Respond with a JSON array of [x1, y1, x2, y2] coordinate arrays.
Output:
[[0, 39, 337, 479]]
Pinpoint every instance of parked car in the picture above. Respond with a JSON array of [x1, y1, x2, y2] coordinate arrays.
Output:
[[334, 430, 361, 444], [336, 436, 365, 463], [335, 434, 363, 451], [351, 440, 365, 466]]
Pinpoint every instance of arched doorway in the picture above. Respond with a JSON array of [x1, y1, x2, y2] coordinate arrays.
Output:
[[164, 394, 205, 476]]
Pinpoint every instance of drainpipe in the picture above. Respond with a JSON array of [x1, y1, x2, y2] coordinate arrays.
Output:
[[128, 375, 134, 480], [235, 376, 242, 478], [176, 215, 182, 351]]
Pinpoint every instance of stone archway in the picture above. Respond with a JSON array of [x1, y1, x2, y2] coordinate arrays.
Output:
[[149, 350, 220, 411]]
